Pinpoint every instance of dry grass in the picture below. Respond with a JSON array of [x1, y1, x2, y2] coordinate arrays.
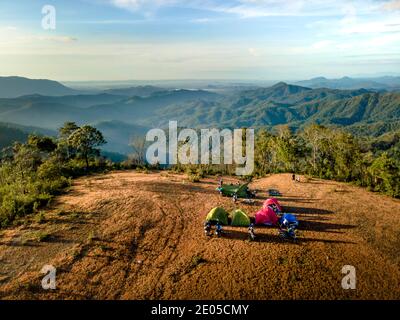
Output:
[[0, 171, 399, 300]]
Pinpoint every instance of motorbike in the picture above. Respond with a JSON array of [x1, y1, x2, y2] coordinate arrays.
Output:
[[249, 230, 256, 241], [215, 225, 223, 237], [278, 225, 297, 241], [248, 224, 256, 241], [204, 222, 212, 237]]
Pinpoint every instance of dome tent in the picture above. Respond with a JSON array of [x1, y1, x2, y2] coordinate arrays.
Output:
[[263, 198, 283, 212], [230, 209, 251, 227], [206, 207, 229, 225], [255, 206, 279, 226], [279, 213, 298, 227]]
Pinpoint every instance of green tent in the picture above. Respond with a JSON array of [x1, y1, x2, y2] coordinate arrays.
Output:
[[230, 209, 250, 227], [206, 207, 229, 225], [217, 182, 250, 198]]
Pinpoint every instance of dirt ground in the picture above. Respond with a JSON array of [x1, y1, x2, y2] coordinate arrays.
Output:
[[0, 171, 399, 300]]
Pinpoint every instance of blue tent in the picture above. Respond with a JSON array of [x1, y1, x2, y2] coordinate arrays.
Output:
[[279, 213, 298, 228]]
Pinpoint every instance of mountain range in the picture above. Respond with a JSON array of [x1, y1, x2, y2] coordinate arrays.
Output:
[[295, 76, 400, 91], [0, 76, 78, 98], [0, 76, 399, 156]]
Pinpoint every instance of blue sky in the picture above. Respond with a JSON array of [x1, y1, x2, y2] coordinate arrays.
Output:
[[0, 0, 399, 81]]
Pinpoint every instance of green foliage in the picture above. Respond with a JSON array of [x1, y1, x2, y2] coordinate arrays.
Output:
[[188, 173, 201, 183], [68, 125, 106, 169], [368, 153, 400, 197], [27, 135, 57, 153], [35, 211, 46, 224], [0, 123, 111, 228], [35, 231, 51, 242], [254, 124, 400, 198], [0, 123, 29, 150]]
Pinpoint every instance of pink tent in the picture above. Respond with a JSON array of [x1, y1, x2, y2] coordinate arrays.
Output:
[[263, 198, 282, 212], [255, 206, 279, 226]]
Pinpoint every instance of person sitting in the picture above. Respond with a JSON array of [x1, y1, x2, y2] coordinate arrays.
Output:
[[232, 193, 238, 203]]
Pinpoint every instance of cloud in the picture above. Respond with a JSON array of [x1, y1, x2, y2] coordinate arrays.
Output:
[[4, 26, 18, 31], [190, 18, 212, 24], [107, 0, 384, 17], [110, 0, 176, 12], [35, 36, 78, 43], [384, 0, 400, 11], [248, 47, 262, 57], [311, 40, 334, 50], [340, 21, 400, 34], [110, 0, 145, 11]]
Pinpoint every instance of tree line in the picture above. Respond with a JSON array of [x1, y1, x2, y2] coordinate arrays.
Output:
[[169, 124, 400, 198], [253, 124, 400, 198]]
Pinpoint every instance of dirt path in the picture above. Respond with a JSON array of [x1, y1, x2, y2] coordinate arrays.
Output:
[[0, 171, 399, 299]]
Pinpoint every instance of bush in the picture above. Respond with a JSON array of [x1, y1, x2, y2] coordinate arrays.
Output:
[[188, 173, 201, 183], [0, 124, 114, 228], [35, 231, 51, 242]]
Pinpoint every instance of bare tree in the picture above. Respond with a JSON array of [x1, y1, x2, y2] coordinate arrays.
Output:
[[129, 136, 147, 166]]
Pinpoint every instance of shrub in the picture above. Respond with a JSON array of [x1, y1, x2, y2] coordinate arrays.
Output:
[[35, 231, 51, 242], [35, 211, 46, 224], [188, 173, 201, 183]]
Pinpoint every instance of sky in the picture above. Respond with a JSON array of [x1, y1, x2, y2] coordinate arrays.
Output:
[[0, 0, 399, 81]]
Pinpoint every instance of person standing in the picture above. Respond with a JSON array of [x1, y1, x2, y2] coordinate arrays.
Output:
[[248, 223, 256, 241]]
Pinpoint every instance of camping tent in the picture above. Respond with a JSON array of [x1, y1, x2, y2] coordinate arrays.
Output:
[[263, 198, 283, 212], [279, 213, 299, 227], [217, 182, 250, 198], [255, 206, 279, 226], [231, 209, 251, 227], [206, 207, 229, 225]]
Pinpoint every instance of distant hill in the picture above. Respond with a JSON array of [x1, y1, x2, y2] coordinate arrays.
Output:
[[0, 100, 93, 129], [141, 83, 389, 130], [0, 76, 78, 98], [86, 89, 221, 126], [0, 89, 219, 154], [16, 93, 125, 108], [295, 76, 400, 91], [103, 85, 164, 97], [93, 120, 148, 155], [0, 124, 29, 150], [0, 121, 127, 162], [0, 122, 56, 150], [1, 81, 400, 153]]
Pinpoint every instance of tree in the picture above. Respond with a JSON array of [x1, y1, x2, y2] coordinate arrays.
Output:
[[58, 122, 80, 160], [368, 152, 400, 197], [129, 136, 147, 166], [27, 135, 57, 153], [59, 122, 80, 139], [254, 129, 274, 175], [273, 125, 301, 172], [68, 125, 106, 169]]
